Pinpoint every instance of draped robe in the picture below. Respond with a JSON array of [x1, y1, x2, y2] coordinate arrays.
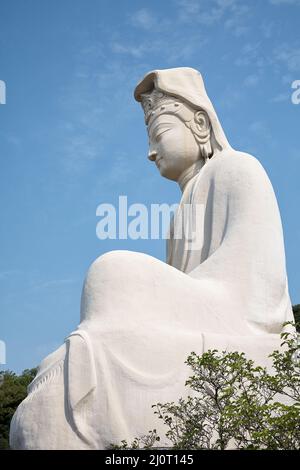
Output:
[[10, 148, 293, 450]]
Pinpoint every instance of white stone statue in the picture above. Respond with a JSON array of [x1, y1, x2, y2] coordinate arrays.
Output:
[[10, 67, 294, 450]]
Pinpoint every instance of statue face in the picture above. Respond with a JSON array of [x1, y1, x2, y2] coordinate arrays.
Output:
[[147, 113, 200, 181]]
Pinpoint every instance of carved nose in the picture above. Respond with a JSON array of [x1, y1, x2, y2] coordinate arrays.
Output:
[[148, 151, 157, 162]]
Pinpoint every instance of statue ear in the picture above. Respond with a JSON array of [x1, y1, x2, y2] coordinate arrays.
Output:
[[66, 331, 97, 414], [194, 111, 210, 139], [192, 111, 212, 160]]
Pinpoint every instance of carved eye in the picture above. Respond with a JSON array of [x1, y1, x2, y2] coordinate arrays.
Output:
[[155, 127, 171, 142]]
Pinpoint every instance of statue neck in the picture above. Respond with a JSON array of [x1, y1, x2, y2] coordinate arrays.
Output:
[[178, 160, 204, 193]]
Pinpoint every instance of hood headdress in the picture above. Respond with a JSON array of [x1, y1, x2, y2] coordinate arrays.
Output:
[[134, 67, 232, 152]]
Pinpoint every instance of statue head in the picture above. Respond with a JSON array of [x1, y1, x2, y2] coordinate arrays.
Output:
[[140, 89, 212, 181], [134, 67, 231, 182]]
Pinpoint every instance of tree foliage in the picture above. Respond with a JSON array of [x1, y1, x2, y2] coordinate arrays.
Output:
[[116, 322, 300, 450], [0, 368, 37, 449], [153, 323, 300, 450], [293, 304, 300, 332]]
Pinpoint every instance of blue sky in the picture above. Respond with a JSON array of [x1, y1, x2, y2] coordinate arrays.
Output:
[[0, 0, 299, 373]]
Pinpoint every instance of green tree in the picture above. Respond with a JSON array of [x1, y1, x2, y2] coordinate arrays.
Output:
[[293, 304, 300, 331], [0, 368, 37, 449], [154, 323, 300, 450], [115, 322, 300, 450]]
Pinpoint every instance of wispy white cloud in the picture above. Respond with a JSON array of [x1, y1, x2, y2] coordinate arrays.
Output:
[[176, 0, 249, 36], [224, 3, 250, 36], [2, 133, 22, 148], [235, 42, 261, 67], [177, 0, 231, 24], [55, 2, 298, 182], [129, 7, 172, 34], [260, 20, 275, 39], [281, 74, 294, 84], [219, 88, 243, 110], [111, 42, 146, 59], [269, 0, 300, 5], [56, 42, 146, 178], [248, 120, 272, 145], [249, 120, 268, 134], [270, 92, 290, 102], [273, 45, 300, 72], [32, 278, 77, 292], [243, 74, 260, 87], [111, 19, 207, 64], [176, 0, 203, 22], [130, 8, 156, 30], [105, 153, 134, 185]]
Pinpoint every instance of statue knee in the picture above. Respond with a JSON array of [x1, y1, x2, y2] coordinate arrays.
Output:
[[86, 250, 133, 281], [80, 250, 140, 322]]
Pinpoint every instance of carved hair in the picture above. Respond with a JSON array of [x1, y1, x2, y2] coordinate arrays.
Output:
[[141, 90, 214, 161]]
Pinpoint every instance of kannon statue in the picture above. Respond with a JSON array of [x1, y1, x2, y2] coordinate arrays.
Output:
[[10, 67, 294, 450]]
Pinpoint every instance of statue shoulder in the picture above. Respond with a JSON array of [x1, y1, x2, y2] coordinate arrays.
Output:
[[191, 149, 273, 204], [207, 149, 270, 185]]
